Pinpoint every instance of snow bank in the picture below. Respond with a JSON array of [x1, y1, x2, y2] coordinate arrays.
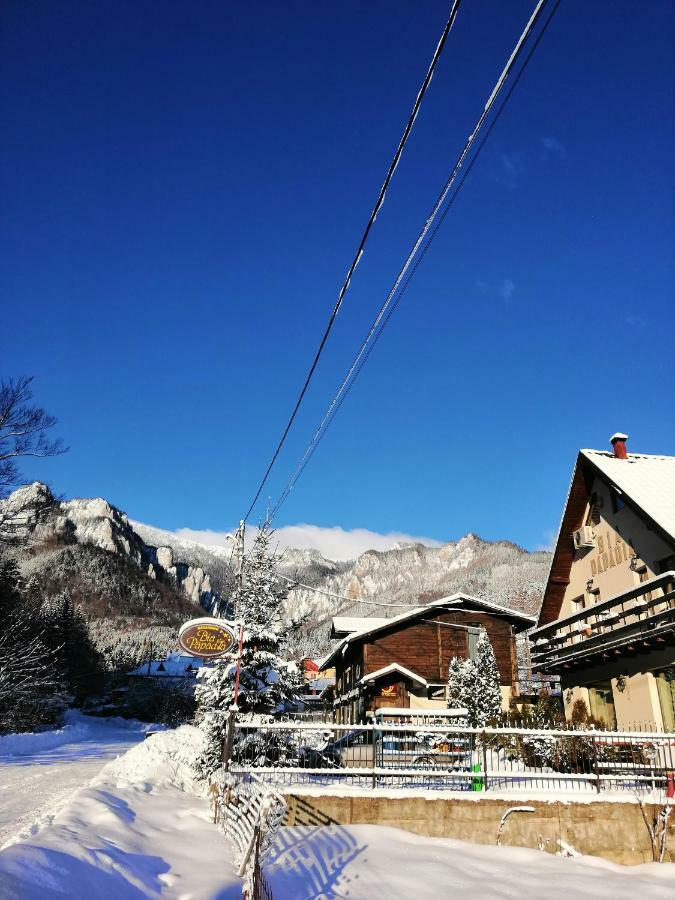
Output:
[[100, 724, 206, 794], [265, 824, 675, 899], [0, 726, 240, 899], [0, 782, 238, 899], [0, 711, 161, 759], [0, 720, 91, 757]]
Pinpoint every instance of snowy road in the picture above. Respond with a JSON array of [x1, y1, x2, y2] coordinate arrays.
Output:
[[0, 713, 153, 848]]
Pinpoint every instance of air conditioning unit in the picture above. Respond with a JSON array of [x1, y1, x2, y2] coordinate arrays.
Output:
[[573, 526, 595, 550]]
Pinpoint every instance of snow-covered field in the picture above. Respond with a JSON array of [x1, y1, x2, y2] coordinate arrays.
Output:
[[265, 824, 675, 899], [0, 712, 158, 848], [1, 722, 674, 899]]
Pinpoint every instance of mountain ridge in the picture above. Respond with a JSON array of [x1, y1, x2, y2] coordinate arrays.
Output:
[[1, 483, 551, 659]]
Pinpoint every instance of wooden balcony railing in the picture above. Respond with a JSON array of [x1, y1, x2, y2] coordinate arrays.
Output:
[[530, 571, 675, 672]]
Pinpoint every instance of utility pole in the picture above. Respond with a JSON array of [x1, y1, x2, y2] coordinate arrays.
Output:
[[232, 519, 246, 704], [233, 519, 246, 618]]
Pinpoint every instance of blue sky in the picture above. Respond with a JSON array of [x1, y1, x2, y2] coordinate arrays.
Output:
[[2, 0, 674, 557]]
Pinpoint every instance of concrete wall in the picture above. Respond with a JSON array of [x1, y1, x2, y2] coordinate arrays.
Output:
[[284, 792, 675, 866]]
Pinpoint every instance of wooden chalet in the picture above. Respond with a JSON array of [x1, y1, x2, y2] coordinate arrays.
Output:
[[530, 434, 675, 729], [320, 594, 535, 722]]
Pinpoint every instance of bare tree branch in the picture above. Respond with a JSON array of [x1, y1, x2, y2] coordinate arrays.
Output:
[[0, 376, 68, 498]]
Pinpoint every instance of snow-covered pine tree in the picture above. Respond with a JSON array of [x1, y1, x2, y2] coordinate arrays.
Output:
[[447, 656, 473, 716], [472, 629, 502, 727], [195, 526, 301, 777], [447, 630, 501, 728]]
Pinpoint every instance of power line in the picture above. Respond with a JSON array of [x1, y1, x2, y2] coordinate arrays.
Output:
[[269, 0, 559, 520], [277, 570, 419, 609], [242, 1, 464, 523]]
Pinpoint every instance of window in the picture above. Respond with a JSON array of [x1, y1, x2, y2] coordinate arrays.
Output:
[[569, 596, 586, 640], [585, 498, 601, 527], [467, 625, 481, 660], [611, 490, 625, 514], [655, 669, 675, 732], [588, 681, 617, 729]]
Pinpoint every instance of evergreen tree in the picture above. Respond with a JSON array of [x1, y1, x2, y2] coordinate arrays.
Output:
[[447, 630, 501, 728], [472, 629, 502, 727], [195, 526, 301, 776], [39, 589, 105, 703], [446, 656, 473, 716]]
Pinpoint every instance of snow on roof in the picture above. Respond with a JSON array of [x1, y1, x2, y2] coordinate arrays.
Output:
[[128, 653, 204, 678], [360, 663, 428, 686], [331, 616, 391, 636], [581, 449, 675, 539], [321, 594, 534, 670], [439, 595, 537, 621]]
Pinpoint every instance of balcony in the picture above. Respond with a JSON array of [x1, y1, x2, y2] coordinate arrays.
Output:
[[530, 571, 675, 673]]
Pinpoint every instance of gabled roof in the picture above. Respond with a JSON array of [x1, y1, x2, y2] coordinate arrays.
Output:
[[320, 593, 535, 670], [538, 448, 675, 627], [581, 450, 675, 539], [359, 663, 428, 687]]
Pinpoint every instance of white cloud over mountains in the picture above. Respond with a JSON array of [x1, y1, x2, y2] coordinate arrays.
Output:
[[173, 523, 444, 561]]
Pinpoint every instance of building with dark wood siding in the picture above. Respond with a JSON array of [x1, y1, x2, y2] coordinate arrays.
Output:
[[320, 595, 535, 722]]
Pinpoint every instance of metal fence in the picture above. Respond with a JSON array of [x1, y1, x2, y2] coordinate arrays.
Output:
[[227, 719, 675, 800]]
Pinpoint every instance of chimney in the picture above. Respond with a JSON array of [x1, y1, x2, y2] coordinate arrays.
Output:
[[610, 432, 628, 459]]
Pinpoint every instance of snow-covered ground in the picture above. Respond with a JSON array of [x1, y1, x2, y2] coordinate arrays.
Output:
[[1, 723, 674, 899], [0, 711, 158, 848], [265, 824, 675, 899], [0, 725, 240, 899]]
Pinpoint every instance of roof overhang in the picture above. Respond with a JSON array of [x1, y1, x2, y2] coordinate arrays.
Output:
[[359, 663, 428, 687]]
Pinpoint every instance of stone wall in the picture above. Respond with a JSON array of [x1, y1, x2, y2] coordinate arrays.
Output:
[[283, 792, 675, 866]]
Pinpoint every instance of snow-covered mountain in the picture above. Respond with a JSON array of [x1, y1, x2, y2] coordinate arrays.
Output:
[[280, 534, 550, 655], [0, 483, 551, 658], [0, 483, 220, 609]]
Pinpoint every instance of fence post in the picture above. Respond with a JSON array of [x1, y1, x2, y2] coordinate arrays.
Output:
[[482, 731, 489, 791], [591, 736, 601, 794], [252, 824, 263, 900]]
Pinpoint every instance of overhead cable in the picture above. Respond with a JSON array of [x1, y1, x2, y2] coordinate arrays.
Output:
[[276, 570, 420, 609], [270, 0, 559, 520], [242, 1, 464, 523]]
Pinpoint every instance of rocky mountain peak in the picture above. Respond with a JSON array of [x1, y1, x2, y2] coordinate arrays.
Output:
[[0, 483, 218, 608]]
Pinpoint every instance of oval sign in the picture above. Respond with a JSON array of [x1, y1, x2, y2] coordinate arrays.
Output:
[[178, 617, 236, 659]]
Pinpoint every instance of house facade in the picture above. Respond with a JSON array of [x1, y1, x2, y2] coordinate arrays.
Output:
[[530, 434, 675, 730], [320, 594, 534, 722]]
